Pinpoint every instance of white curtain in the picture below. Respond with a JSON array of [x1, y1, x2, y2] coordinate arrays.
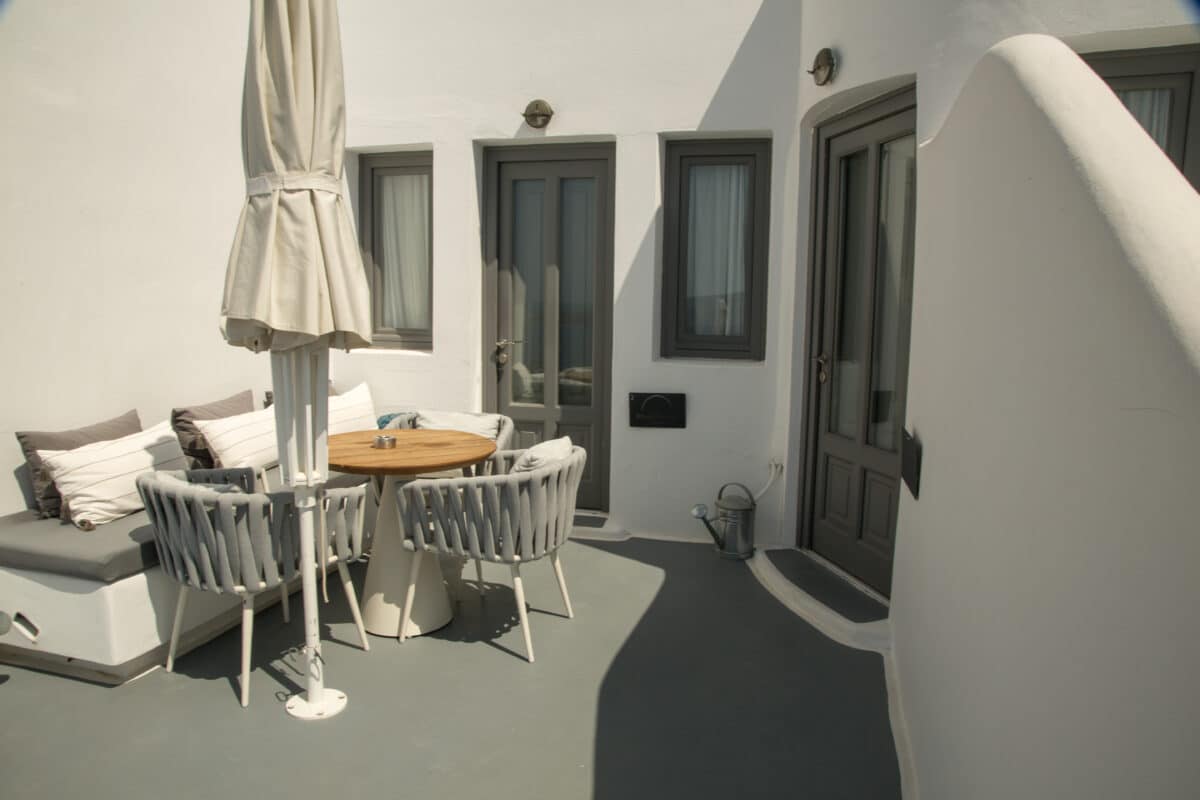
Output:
[[685, 164, 749, 336], [378, 173, 431, 330], [1117, 88, 1172, 150]]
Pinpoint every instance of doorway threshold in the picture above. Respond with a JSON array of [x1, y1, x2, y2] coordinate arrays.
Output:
[[748, 548, 891, 653], [768, 549, 888, 622], [571, 511, 629, 541]]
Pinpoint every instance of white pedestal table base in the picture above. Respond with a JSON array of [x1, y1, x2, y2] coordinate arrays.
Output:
[[361, 475, 454, 637]]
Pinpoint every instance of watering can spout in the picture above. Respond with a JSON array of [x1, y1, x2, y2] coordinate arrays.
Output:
[[691, 504, 724, 547]]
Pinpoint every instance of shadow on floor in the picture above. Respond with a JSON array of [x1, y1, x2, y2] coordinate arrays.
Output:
[[579, 539, 901, 800], [172, 563, 374, 705], [425, 579, 527, 661], [0, 538, 900, 800]]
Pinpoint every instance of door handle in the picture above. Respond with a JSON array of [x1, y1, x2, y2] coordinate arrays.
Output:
[[495, 339, 523, 366], [814, 353, 830, 384]]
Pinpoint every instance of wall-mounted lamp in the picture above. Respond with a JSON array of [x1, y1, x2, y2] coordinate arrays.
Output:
[[522, 99, 554, 129], [808, 48, 837, 86]]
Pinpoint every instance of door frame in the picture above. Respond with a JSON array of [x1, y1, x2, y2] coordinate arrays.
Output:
[[796, 86, 917, 557], [481, 142, 616, 510]]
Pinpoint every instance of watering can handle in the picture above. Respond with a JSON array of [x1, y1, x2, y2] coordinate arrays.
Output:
[[717, 483, 755, 504]]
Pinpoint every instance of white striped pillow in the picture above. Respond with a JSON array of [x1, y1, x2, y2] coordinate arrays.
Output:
[[194, 405, 278, 473], [512, 435, 573, 473], [327, 382, 377, 435], [38, 421, 188, 530]]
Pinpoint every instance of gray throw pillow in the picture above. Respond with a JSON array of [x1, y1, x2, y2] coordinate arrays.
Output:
[[15, 409, 142, 518], [171, 389, 255, 469]]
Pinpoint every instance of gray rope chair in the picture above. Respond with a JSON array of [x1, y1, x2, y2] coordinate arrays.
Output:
[[136, 469, 371, 707], [383, 410, 516, 451], [395, 446, 587, 663]]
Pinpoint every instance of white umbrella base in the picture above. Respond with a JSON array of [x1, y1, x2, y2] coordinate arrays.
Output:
[[285, 687, 348, 720]]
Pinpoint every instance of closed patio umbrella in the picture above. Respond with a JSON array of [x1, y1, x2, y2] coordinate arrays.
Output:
[[222, 0, 371, 720]]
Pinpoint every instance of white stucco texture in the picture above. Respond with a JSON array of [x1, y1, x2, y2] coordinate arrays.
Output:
[[891, 34, 1200, 800], [0, 2, 263, 514], [796, 0, 1196, 141]]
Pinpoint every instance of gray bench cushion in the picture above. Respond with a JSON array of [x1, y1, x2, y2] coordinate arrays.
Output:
[[0, 510, 157, 584]]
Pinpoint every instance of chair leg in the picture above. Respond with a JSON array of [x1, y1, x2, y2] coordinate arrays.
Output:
[[551, 551, 574, 619], [279, 582, 290, 624], [336, 560, 370, 651], [398, 549, 424, 643], [165, 586, 188, 672], [240, 596, 254, 708], [511, 564, 534, 663], [475, 559, 485, 598]]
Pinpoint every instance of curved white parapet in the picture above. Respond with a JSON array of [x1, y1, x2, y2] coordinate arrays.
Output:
[[892, 34, 1200, 800]]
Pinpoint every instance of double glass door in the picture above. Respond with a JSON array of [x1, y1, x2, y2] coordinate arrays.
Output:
[[486, 149, 613, 510]]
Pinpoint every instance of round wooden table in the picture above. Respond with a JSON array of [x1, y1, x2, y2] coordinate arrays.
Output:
[[328, 429, 496, 638]]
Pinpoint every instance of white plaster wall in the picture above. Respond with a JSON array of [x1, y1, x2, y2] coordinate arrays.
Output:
[[0, 1, 265, 514], [795, 0, 1196, 140], [892, 34, 1200, 798], [333, 0, 806, 541]]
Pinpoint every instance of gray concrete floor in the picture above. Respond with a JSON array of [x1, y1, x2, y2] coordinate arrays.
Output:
[[0, 538, 899, 799]]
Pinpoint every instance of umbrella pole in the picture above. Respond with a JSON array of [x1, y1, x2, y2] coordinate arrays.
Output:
[[276, 345, 347, 721]]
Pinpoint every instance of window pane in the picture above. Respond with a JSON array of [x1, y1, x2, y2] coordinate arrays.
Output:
[[511, 179, 544, 405], [1116, 88, 1172, 149], [377, 172, 431, 330], [685, 163, 749, 337], [559, 178, 595, 407], [830, 150, 869, 439], [868, 136, 916, 451]]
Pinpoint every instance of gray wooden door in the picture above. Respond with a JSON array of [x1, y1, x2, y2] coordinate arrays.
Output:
[[483, 146, 614, 510], [805, 92, 916, 596]]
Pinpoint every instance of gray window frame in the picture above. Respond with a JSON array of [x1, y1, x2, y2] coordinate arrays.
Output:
[[358, 151, 434, 350], [660, 138, 771, 360], [1084, 44, 1200, 189]]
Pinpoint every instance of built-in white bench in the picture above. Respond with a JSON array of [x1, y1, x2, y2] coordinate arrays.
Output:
[[0, 508, 266, 684], [0, 469, 371, 684]]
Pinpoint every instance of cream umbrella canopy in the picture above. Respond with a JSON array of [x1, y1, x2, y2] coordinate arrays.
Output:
[[222, 0, 371, 721]]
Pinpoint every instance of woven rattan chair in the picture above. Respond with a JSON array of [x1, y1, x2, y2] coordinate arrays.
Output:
[[394, 447, 587, 663], [382, 409, 516, 450], [136, 469, 371, 707]]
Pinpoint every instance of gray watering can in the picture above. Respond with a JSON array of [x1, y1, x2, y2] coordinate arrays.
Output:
[[691, 482, 756, 560]]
